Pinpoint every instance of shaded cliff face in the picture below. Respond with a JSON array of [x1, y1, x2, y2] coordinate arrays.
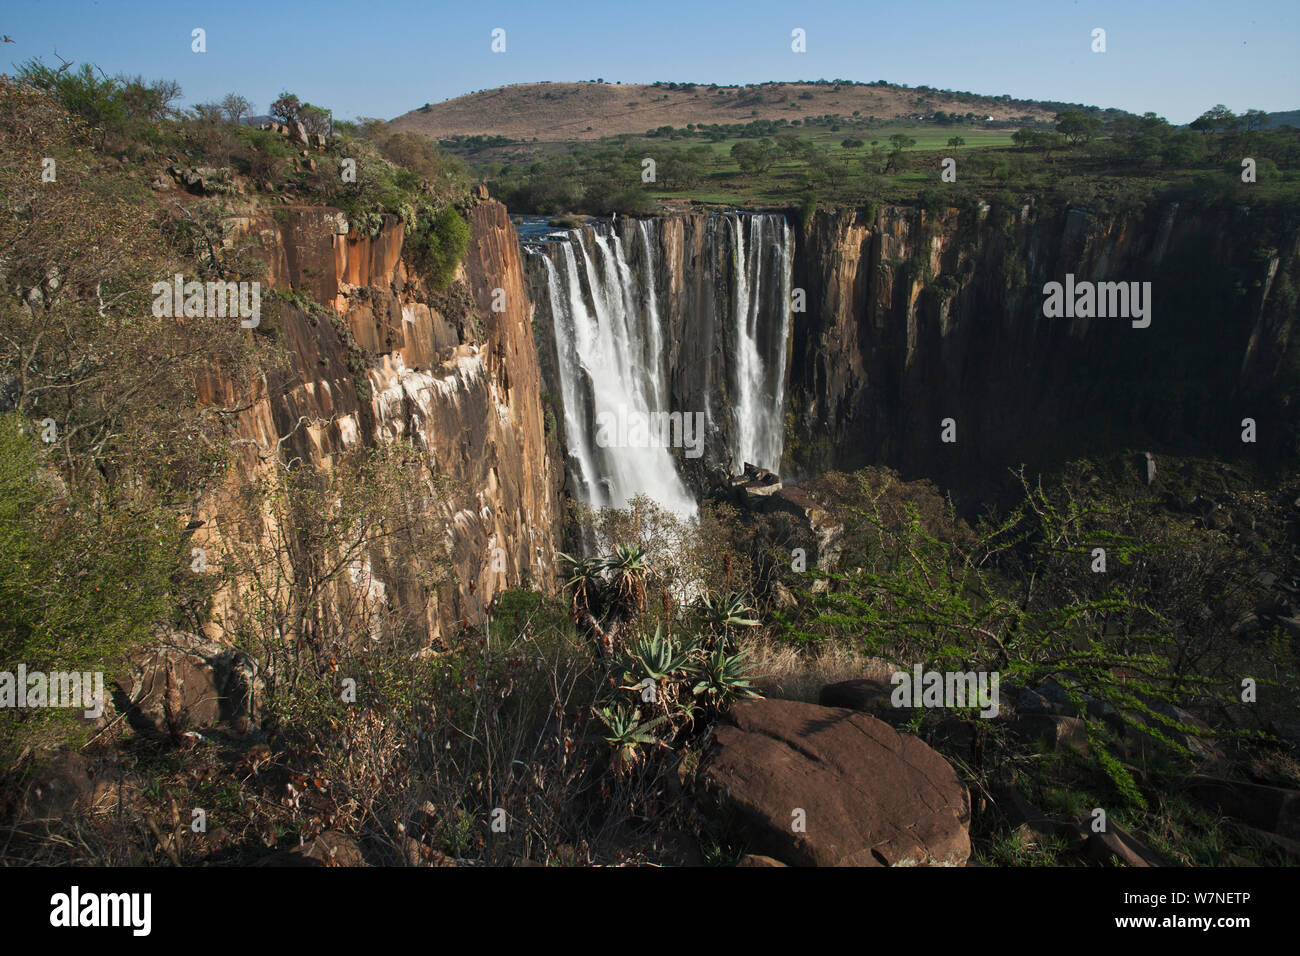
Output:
[[197, 200, 559, 649], [788, 202, 1300, 498]]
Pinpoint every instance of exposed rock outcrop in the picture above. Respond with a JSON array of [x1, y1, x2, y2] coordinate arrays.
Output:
[[694, 698, 971, 866], [196, 200, 559, 651]]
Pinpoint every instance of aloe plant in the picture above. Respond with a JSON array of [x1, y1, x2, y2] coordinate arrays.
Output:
[[558, 551, 604, 616], [629, 625, 695, 681], [602, 543, 648, 611], [596, 701, 667, 772], [692, 645, 761, 708], [694, 590, 760, 634]]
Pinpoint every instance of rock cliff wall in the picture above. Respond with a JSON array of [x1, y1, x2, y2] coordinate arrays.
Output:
[[195, 200, 559, 651], [788, 201, 1300, 498]]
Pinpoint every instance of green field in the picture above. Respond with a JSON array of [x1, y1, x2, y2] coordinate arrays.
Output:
[[448, 114, 1300, 217]]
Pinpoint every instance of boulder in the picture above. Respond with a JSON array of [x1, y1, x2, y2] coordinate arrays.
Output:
[[817, 678, 907, 725], [1122, 703, 1220, 763], [168, 165, 230, 195], [1013, 714, 1090, 754], [117, 629, 259, 739], [695, 699, 970, 866], [987, 786, 1073, 850], [736, 854, 786, 867], [255, 830, 364, 867], [14, 751, 94, 823]]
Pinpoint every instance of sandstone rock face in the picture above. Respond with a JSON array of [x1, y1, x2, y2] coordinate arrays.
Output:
[[695, 699, 971, 866], [197, 200, 558, 650]]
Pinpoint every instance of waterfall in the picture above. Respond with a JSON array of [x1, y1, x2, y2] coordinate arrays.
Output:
[[528, 213, 792, 516], [729, 215, 792, 474]]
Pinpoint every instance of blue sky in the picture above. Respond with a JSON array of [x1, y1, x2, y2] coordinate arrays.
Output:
[[3, 0, 1297, 124]]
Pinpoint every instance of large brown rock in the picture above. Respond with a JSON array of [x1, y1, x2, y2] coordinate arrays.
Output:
[[119, 633, 224, 737], [117, 629, 258, 738], [695, 699, 971, 866]]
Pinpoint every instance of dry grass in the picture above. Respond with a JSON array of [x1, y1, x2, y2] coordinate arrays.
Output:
[[389, 81, 1058, 143], [741, 634, 896, 704]]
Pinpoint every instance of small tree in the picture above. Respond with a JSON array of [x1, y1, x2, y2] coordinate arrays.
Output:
[[191, 102, 224, 122], [220, 93, 253, 124], [270, 91, 301, 125], [298, 103, 332, 136], [1055, 110, 1102, 146]]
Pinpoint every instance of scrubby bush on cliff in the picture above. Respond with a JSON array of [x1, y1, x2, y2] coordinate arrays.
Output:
[[16, 58, 182, 151], [406, 208, 471, 291]]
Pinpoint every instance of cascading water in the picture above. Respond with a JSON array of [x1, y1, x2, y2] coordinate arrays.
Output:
[[729, 214, 792, 474], [527, 213, 792, 518]]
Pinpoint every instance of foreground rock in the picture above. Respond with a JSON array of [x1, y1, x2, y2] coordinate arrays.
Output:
[[695, 699, 970, 866], [254, 831, 365, 867], [117, 629, 258, 739]]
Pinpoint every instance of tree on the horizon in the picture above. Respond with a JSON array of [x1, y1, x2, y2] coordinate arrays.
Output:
[[220, 93, 253, 124], [270, 91, 301, 125]]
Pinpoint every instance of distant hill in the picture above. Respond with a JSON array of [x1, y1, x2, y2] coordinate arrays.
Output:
[[388, 80, 1074, 143], [1261, 109, 1300, 129]]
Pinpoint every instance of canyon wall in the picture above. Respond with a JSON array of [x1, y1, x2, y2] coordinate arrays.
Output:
[[788, 200, 1300, 499], [195, 200, 560, 651]]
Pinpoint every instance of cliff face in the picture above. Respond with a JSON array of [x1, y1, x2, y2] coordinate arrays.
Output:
[[788, 201, 1300, 496], [196, 200, 559, 650]]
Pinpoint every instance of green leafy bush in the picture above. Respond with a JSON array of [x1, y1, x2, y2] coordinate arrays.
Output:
[[407, 208, 471, 291]]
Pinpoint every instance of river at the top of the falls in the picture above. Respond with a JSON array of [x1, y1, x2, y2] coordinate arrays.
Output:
[[524, 212, 793, 521]]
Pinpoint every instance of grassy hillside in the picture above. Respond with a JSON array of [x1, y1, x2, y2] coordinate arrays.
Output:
[[390, 79, 1070, 142]]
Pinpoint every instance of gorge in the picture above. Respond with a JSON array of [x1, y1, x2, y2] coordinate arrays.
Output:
[[185, 195, 1299, 652], [525, 200, 1297, 522]]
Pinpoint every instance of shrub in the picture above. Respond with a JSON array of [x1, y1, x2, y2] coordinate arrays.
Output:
[[408, 208, 471, 291]]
